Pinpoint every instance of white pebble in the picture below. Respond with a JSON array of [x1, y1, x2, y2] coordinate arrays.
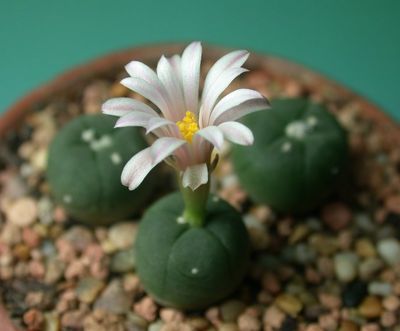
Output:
[[368, 281, 392, 296], [191, 268, 199, 275], [334, 252, 359, 282], [377, 238, 400, 266]]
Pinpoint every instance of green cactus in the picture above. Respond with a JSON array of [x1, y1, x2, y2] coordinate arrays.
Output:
[[135, 192, 250, 310], [47, 114, 156, 225], [231, 98, 348, 213]]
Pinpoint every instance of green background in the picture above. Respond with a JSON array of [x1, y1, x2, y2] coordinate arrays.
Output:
[[1, 0, 399, 120]]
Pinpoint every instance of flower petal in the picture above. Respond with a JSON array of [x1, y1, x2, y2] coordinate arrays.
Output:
[[209, 89, 266, 124], [195, 126, 224, 151], [218, 121, 254, 145], [121, 77, 172, 118], [182, 163, 208, 190], [150, 137, 186, 164], [102, 97, 158, 117], [121, 147, 154, 190], [146, 117, 176, 134], [181, 41, 202, 113], [115, 111, 155, 128], [213, 97, 270, 125], [121, 138, 185, 190], [202, 50, 249, 101], [200, 67, 248, 126], [157, 55, 186, 120], [125, 61, 164, 91]]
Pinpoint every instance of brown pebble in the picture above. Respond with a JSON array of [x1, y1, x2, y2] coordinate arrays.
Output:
[[355, 238, 376, 258], [13, 244, 31, 261], [237, 313, 261, 331], [7, 197, 38, 227], [360, 324, 381, 331], [134, 296, 158, 322], [318, 292, 341, 310], [275, 294, 303, 317], [318, 313, 338, 331], [262, 306, 284, 329], [23, 308, 44, 331], [385, 195, 400, 214], [160, 308, 184, 323], [261, 273, 281, 294], [61, 309, 87, 329], [22, 227, 41, 248], [380, 311, 396, 328], [29, 260, 45, 279], [321, 202, 352, 231], [382, 295, 400, 311], [339, 320, 359, 331], [305, 325, 324, 331], [358, 296, 383, 319]]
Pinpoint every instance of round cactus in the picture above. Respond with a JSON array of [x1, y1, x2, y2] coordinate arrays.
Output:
[[231, 98, 348, 213], [47, 114, 156, 225], [135, 192, 250, 310]]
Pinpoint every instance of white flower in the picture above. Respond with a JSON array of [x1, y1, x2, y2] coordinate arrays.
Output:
[[102, 42, 270, 191]]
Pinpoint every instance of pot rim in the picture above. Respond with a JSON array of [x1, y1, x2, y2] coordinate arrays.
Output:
[[0, 43, 398, 138]]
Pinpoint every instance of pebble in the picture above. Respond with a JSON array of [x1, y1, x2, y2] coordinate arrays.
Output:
[[380, 311, 396, 328], [377, 238, 400, 266], [359, 258, 384, 280], [305, 325, 324, 331], [134, 296, 158, 322], [7, 197, 38, 227], [63, 226, 94, 252], [358, 296, 383, 319], [368, 281, 392, 296], [149, 320, 164, 331], [45, 257, 65, 283], [262, 305, 285, 329], [76, 277, 105, 303], [160, 308, 184, 323], [237, 313, 261, 331], [110, 249, 136, 273], [334, 252, 359, 282], [219, 323, 239, 331], [61, 309, 87, 329], [355, 238, 376, 258], [0, 222, 21, 245], [220, 300, 246, 323], [382, 295, 400, 311], [108, 222, 138, 250], [23, 308, 45, 330], [94, 279, 131, 314], [275, 294, 303, 317], [322, 202, 352, 231], [309, 234, 338, 256], [342, 281, 368, 307], [339, 320, 359, 331], [22, 227, 41, 248]]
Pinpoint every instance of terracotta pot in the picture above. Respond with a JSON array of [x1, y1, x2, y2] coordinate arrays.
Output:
[[0, 44, 398, 330]]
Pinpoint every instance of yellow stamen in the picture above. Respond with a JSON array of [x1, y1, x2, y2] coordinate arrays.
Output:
[[176, 111, 199, 143]]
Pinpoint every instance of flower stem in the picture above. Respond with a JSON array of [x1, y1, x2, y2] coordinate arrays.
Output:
[[179, 178, 210, 228]]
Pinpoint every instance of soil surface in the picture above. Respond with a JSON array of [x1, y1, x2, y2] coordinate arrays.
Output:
[[0, 58, 400, 331]]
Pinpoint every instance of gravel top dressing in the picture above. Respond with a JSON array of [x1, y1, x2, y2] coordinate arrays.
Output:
[[0, 55, 399, 331]]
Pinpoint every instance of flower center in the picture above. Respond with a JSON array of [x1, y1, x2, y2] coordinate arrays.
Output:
[[176, 111, 199, 143]]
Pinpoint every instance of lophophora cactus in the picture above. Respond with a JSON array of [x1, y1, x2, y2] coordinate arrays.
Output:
[[232, 98, 348, 213], [135, 192, 250, 310], [47, 114, 156, 225]]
